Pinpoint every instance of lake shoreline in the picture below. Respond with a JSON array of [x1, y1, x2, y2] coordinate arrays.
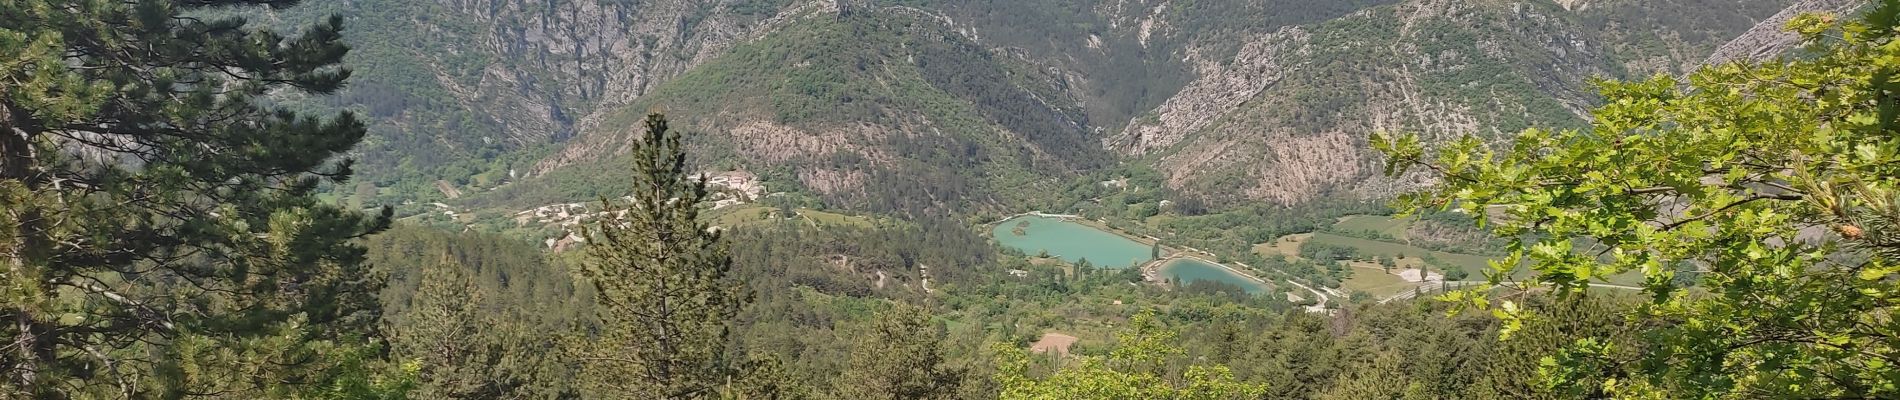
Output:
[[990, 214, 1154, 269], [989, 212, 1287, 298], [1145, 256, 1272, 293]]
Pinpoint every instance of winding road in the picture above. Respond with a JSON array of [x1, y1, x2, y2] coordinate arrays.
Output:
[[1282, 279, 1331, 312]]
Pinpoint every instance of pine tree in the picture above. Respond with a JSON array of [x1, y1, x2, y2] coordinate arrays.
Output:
[[368, 225, 586, 398], [775, 197, 797, 220], [836, 304, 961, 400], [397, 260, 484, 397], [573, 113, 749, 399], [996, 310, 1266, 399], [0, 0, 394, 396], [393, 259, 544, 399], [1315, 351, 1422, 400]]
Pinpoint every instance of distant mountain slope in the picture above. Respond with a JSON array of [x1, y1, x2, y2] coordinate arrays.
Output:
[[270, 0, 816, 200], [290, 0, 1808, 213], [1107, 0, 1794, 205], [499, 6, 1106, 213], [510, 0, 1500, 212], [892, 0, 1403, 133], [1700, 0, 1866, 66], [1569, 0, 1795, 74]]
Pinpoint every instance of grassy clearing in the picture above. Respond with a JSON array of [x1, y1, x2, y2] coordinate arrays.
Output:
[[1140, 214, 1180, 230], [1308, 233, 1652, 287], [801, 209, 874, 226], [1306, 233, 1496, 271], [1254, 232, 1493, 271], [1333, 215, 1411, 237], [709, 204, 875, 229], [1294, 215, 1653, 289], [1317, 233, 1651, 285], [1340, 264, 1420, 298], [1252, 233, 1311, 258]]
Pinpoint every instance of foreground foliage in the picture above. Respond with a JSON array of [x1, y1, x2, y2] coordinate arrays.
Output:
[[1377, 2, 1900, 397], [0, 0, 405, 396], [995, 311, 1265, 400]]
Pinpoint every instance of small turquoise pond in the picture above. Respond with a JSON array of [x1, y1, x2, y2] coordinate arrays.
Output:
[[991, 215, 1155, 269], [1160, 258, 1269, 294]]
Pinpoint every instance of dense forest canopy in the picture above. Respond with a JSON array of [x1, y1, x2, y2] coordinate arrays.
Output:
[[3, 0, 1897, 398]]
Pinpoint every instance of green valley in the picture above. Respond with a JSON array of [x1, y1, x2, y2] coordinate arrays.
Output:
[[5, 0, 1892, 398]]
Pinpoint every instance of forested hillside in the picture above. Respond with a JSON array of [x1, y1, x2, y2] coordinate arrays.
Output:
[[1110, 0, 1798, 205], [292, 0, 1800, 214], [511, 7, 1107, 214], [6, 0, 1895, 398], [265, 0, 816, 204]]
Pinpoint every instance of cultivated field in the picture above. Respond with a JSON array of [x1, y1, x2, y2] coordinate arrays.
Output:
[[1306, 233, 1496, 272], [1339, 264, 1420, 298], [710, 204, 875, 229], [1333, 215, 1412, 237]]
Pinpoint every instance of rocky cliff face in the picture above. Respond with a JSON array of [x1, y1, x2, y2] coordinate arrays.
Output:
[[504, 5, 1111, 212], [1701, 0, 1866, 67], [354, 0, 830, 143], [1109, 27, 1311, 157], [276, 0, 823, 195], [1101, 0, 1797, 205], [315, 0, 1819, 211], [1110, 0, 1614, 204], [521, 0, 1423, 210]]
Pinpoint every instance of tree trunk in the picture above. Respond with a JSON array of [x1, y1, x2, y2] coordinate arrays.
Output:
[[0, 101, 30, 182], [0, 101, 52, 389]]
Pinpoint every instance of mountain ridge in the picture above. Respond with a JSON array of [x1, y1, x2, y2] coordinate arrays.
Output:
[[311, 0, 1813, 214]]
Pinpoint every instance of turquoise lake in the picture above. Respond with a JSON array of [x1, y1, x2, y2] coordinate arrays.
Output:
[[1160, 258, 1269, 294], [990, 215, 1154, 269]]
